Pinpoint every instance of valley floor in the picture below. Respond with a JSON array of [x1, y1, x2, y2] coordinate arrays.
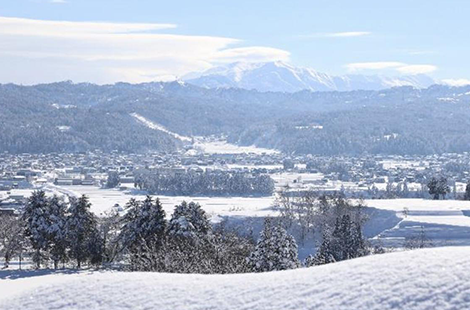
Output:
[[10, 184, 470, 250]]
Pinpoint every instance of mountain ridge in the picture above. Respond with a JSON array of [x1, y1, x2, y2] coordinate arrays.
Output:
[[184, 61, 436, 92]]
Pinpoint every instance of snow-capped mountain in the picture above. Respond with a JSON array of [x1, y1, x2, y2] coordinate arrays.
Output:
[[184, 61, 436, 92]]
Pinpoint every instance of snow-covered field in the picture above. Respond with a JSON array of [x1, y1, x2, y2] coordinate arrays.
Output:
[[366, 199, 470, 247], [2, 247, 470, 310], [52, 185, 276, 219], [33, 184, 470, 248], [193, 138, 279, 155]]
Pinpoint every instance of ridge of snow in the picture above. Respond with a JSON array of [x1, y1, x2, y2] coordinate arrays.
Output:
[[2, 247, 470, 310]]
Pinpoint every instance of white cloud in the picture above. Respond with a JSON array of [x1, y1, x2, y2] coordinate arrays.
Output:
[[346, 61, 437, 75], [0, 17, 176, 36], [327, 31, 371, 37], [441, 79, 470, 87], [0, 17, 290, 84], [49, 0, 67, 3], [397, 65, 437, 75], [346, 62, 405, 71], [212, 47, 290, 63], [297, 31, 371, 39]]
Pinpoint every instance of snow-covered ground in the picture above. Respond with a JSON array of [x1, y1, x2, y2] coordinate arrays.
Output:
[[2, 247, 470, 310], [366, 199, 470, 247], [130, 113, 192, 142], [52, 185, 276, 219], [193, 138, 279, 155], [130, 112, 279, 154], [34, 183, 470, 248]]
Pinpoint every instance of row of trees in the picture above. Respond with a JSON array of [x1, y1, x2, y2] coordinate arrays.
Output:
[[1, 191, 372, 273], [134, 170, 275, 197], [22, 191, 101, 269], [275, 191, 370, 266]]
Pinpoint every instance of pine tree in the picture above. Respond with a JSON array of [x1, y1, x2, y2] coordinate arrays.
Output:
[[402, 181, 410, 198], [427, 177, 439, 200], [105, 171, 120, 188], [306, 230, 336, 266], [138, 196, 167, 245], [120, 196, 167, 252], [66, 195, 101, 268], [168, 201, 210, 240], [248, 219, 299, 272], [22, 190, 50, 268], [437, 177, 450, 200], [47, 195, 68, 269], [312, 214, 368, 265]]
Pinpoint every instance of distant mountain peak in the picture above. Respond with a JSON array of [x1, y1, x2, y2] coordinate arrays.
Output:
[[184, 61, 436, 93]]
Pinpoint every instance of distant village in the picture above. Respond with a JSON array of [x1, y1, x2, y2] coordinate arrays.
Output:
[[2, 149, 470, 214]]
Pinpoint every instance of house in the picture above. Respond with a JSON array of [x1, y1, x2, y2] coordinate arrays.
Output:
[[55, 178, 73, 186]]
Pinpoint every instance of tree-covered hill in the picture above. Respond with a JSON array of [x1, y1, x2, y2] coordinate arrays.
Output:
[[2, 81, 470, 154]]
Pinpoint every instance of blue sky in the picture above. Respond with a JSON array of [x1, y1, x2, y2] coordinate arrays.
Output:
[[0, 0, 469, 84]]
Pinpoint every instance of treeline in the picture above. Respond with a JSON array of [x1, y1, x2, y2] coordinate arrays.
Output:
[[134, 170, 275, 197], [4, 82, 470, 155], [0, 191, 375, 273], [235, 91, 470, 155]]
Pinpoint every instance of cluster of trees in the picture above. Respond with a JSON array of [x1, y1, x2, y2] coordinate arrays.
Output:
[[275, 191, 370, 266], [3, 191, 103, 269], [0, 190, 376, 273], [306, 214, 368, 265], [427, 177, 451, 200], [119, 198, 255, 273], [134, 170, 275, 197]]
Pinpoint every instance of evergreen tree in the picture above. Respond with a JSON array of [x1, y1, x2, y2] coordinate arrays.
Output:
[[0, 214, 24, 268], [168, 201, 211, 240], [437, 177, 450, 200], [311, 214, 368, 265], [464, 181, 470, 200], [120, 196, 167, 252], [306, 230, 336, 266], [105, 171, 120, 188], [248, 219, 299, 272], [66, 195, 101, 268], [47, 195, 68, 269], [402, 181, 410, 198], [428, 176, 450, 200], [22, 190, 50, 268], [119, 198, 141, 251], [137, 196, 167, 245], [427, 177, 439, 200]]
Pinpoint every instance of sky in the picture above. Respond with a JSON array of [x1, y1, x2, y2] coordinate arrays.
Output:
[[0, 0, 469, 85]]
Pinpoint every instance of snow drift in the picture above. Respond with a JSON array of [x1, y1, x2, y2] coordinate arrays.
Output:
[[1, 247, 470, 310]]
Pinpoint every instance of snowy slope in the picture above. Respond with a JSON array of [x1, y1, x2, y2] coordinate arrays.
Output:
[[2, 247, 470, 310], [184, 61, 436, 92], [130, 113, 192, 142]]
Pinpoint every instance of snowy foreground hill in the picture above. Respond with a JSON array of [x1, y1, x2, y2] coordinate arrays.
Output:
[[1, 247, 470, 310]]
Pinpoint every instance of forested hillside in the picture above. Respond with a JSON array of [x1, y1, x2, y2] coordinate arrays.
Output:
[[2, 81, 470, 155]]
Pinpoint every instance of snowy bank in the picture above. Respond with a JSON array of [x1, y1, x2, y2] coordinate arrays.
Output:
[[2, 247, 470, 309]]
